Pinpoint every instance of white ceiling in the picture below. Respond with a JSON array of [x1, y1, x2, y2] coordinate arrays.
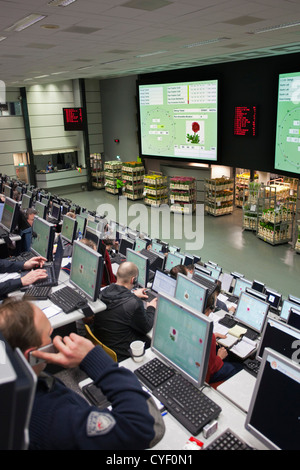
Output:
[[1, 0, 300, 87]]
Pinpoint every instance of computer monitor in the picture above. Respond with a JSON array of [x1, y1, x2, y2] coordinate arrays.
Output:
[[256, 317, 300, 362], [31, 217, 55, 261], [134, 237, 148, 252], [245, 287, 267, 302], [86, 218, 98, 230], [288, 294, 300, 307], [151, 294, 213, 387], [61, 203, 70, 215], [76, 214, 87, 238], [70, 240, 104, 302], [168, 245, 180, 254], [175, 273, 208, 313], [252, 279, 265, 293], [193, 270, 217, 289], [264, 287, 282, 311], [3, 184, 12, 198], [230, 271, 244, 279], [21, 194, 31, 210], [41, 196, 49, 207], [140, 248, 166, 272], [119, 236, 135, 257], [232, 277, 252, 297], [0, 197, 19, 233], [151, 269, 177, 298], [165, 252, 183, 272], [152, 241, 163, 253], [287, 307, 300, 330], [245, 348, 300, 450], [0, 333, 37, 450], [183, 253, 194, 266], [280, 299, 299, 321], [205, 263, 221, 280], [126, 248, 149, 288], [194, 265, 212, 277], [61, 215, 77, 244], [84, 226, 101, 252], [50, 202, 61, 222], [34, 201, 47, 220], [234, 291, 269, 335]]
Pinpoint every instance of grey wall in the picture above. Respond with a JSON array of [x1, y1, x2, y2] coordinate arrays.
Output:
[[100, 75, 139, 163]]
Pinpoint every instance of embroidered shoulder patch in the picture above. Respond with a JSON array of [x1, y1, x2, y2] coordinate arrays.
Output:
[[86, 411, 116, 436]]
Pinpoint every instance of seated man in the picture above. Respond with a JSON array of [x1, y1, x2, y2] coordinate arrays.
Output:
[[0, 256, 48, 299], [0, 298, 165, 450], [94, 261, 157, 362]]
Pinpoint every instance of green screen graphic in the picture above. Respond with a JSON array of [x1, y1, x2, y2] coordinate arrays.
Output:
[[275, 71, 300, 175], [139, 80, 218, 161]]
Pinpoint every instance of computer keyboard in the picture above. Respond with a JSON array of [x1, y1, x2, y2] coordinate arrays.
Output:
[[135, 358, 222, 436], [49, 286, 88, 313], [23, 285, 52, 300], [205, 428, 253, 450], [218, 314, 237, 328]]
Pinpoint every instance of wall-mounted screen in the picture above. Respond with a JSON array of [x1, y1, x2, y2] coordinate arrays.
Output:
[[274, 71, 300, 175], [234, 105, 257, 136], [63, 108, 84, 131], [138, 79, 218, 161]]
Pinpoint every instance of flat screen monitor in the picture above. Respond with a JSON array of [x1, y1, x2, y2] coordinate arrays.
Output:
[[70, 240, 103, 302], [34, 201, 47, 220], [31, 217, 55, 261], [252, 279, 265, 293], [287, 307, 300, 330], [3, 184, 12, 198], [41, 197, 49, 207], [0, 334, 37, 450], [168, 245, 180, 254], [175, 273, 208, 313], [151, 269, 177, 297], [61, 215, 77, 244], [280, 299, 299, 321], [274, 71, 300, 176], [264, 287, 282, 310], [76, 214, 87, 238], [61, 203, 70, 215], [0, 197, 19, 233], [165, 252, 183, 272], [246, 287, 267, 302], [119, 236, 135, 257], [138, 79, 218, 162], [232, 277, 252, 297], [205, 263, 221, 280], [134, 237, 148, 252], [256, 317, 300, 362], [183, 253, 194, 266], [151, 294, 213, 387], [86, 218, 98, 230], [140, 249, 166, 272], [50, 202, 61, 221], [151, 241, 163, 253], [288, 294, 300, 306], [21, 194, 31, 210], [84, 226, 101, 252], [245, 348, 300, 450], [126, 248, 149, 288], [234, 291, 269, 334]]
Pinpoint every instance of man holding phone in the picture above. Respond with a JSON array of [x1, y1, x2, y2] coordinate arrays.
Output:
[[0, 298, 165, 450]]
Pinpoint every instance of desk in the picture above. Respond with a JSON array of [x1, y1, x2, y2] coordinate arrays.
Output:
[[36, 168, 88, 190], [77, 349, 267, 450]]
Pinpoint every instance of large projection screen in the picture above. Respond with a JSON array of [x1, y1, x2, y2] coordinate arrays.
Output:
[[274, 71, 300, 175], [138, 79, 218, 162]]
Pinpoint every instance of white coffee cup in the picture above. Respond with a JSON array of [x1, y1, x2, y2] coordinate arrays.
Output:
[[130, 340, 145, 362]]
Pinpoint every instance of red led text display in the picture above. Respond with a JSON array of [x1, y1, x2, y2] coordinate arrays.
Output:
[[63, 108, 84, 131], [234, 106, 257, 136]]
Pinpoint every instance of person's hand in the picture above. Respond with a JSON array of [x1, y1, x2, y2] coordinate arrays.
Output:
[[21, 269, 48, 286], [23, 256, 47, 270], [31, 333, 94, 368], [146, 297, 158, 309], [217, 346, 228, 360], [133, 288, 149, 299], [215, 332, 227, 340]]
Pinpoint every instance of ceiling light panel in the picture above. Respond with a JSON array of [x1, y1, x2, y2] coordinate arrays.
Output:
[[5, 14, 47, 32]]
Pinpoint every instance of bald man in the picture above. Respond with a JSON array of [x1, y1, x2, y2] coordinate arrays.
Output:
[[94, 261, 157, 362]]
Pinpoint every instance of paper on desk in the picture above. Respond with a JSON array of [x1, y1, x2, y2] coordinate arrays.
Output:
[[0, 272, 20, 281], [227, 325, 247, 338], [112, 263, 119, 275], [230, 337, 257, 358], [217, 334, 238, 348], [42, 304, 62, 319]]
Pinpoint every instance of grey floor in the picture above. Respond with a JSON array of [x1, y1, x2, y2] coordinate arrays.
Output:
[[66, 188, 300, 300]]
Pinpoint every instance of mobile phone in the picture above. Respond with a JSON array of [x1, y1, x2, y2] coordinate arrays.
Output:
[[29, 343, 57, 366]]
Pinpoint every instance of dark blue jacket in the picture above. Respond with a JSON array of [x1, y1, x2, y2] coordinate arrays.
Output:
[[29, 345, 165, 450], [0, 259, 24, 298]]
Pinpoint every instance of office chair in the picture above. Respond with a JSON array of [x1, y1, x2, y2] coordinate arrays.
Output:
[[84, 324, 117, 362]]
